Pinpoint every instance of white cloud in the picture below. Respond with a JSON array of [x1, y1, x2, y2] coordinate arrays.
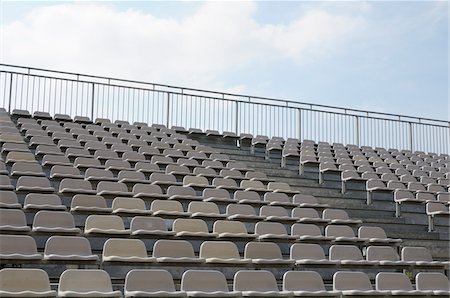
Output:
[[1, 1, 365, 92]]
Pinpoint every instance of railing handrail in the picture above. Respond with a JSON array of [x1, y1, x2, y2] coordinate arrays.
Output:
[[1, 63, 448, 125]]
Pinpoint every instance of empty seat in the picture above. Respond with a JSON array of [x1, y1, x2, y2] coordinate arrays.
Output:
[[6, 151, 37, 163], [44, 236, 98, 261], [226, 203, 265, 221], [58, 269, 121, 297], [322, 209, 362, 225], [358, 226, 402, 245], [172, 218, 217, 238], [325, 225, 365, 243], [97, 181, 133, 196], [181, 270, 241, 297], [255, 221, 298, 241], [16, 176, 55, 192], [202, 188, 235, 203], [213, 220, 257, 239], [50, 165, 83, 179], [233, 270, 292, 297], [0, 175, 14, 190], [124, 269, 187, 297], [415, 272, 450, 295], [70, 194, 112, 213], [293, 194, 329, 208], [0, 268, 56, 297], [130, 216, 175, 237], [401, 246, 447, 266], [0, 191, 21, 208], [260, 205, 297, 223], [59, 178, 96, 194], [244, 241, 294, 265], [291, 223, 334, 242], [42, 154, 72, 166], [32, 211, 80, 234], [329, 245, 376, 266], [10, 162, 45, 176], [167, 185, 202, 201], [376, 272, 425, 295], [200, 241, 252, 264], [85, 168, 117, 182], [118, 170, 148, 183], [283, 271, 341, 297], [0, 234, 42, 261], [152, 239, 204, 263], [23, 193, 66, 210], [426, 202, 450, 231], [292, 208, 329, 224], [188, 201, 226, 219], [264, 192, 297, 207], [151, 200, 191, 217], [290, 243, 337, 265], [84, 215, 129, 235], [0, 209, 30, 232], [333, 271, 384, 296], [132, 183, 168, 199], [366, 246, 408, 266], [102, 238, 155, 263], [111, 197, 151, 215], [267, 182, 299, 194]]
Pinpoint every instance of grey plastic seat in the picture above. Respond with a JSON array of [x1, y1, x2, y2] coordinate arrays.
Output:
[[58, 269, 121, 297], [84, 215, 129, 235], [233, 270, 292, 297], [415, 272, 450, 296], [260, 205, 298, 223], [124, 269, 187, 297], [42, 154, 72, 166], [366, 246, 409, 266], [10, 162, 45, 177], [85, 168, 117, 182], [130, 216, 175, 237], [283, 271, 341, 297], [358, 226, 402, 245], [401, 246, 447, 267], [255, 221, 298, 241], [133, 183, 168, 199], [233, 190, 266, 206], [244, 241, 294, 265], [0, 234, 42, 261], [333, 271, 385, 296], [226, 203, 265, 221], [188, 201, 226, 219], [167, 185, 202, 201], [213, 220, 257, 239], [59, 178, 96, 194], [0, 268, 56, 297], [200, 241, 252, 264], [292, 208, 329, 224], [151, 199, 191, 217], [264, 192, 297, 207], [0, 191, 21, 209], [44, 236, 98, 261], [181, 270, 242, 297], [23, 193, 66, 210], [0, 209, 31, 233], [172, 218, 217, 238], [293, 194, 330, 208], [32, 210, 80, 234], [16, 176, 55, 192], [376, 272, 425, 295], [102, 238, 155, 263], [202, 188, 235, 203], [111, 197, 152, 215], [70, 194, 112, 213], [50, 165, 83, 179], [152, 239, 205, 264], [291, 223, 334, 242], [97, 181, 133, 196], [290, 243, 337, 265], [0, 175, 14, 190], [325, 225, 365, 243], [322, 209, 362, 225]]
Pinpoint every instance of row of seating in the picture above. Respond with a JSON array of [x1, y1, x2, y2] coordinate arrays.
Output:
[[2, 267, 448, 297], [1, 234, 445, 269]]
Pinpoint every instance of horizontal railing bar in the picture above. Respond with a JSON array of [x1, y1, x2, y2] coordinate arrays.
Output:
[[1, 63, 448, 124]]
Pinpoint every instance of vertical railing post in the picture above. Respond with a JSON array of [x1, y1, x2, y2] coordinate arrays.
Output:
[[166, 92, 171, 128], [297, 108, 302, 140], [409, 122, 413, 151], [355, 115, 360, 146], [235, 101, 239, 135], [8, 73, 13, 112], [90, 83, 95, 121]]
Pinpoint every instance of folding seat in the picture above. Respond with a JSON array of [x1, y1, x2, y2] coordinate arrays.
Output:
[[292, 207, 330, 225], [416, 192, 435, 203], [427, 183, 446, 193], [181, 269, 241, 297], [0, 176, 14, 190], [130, 216, 175, 237], [199, 241, 252, 265], [366, 246, 409, 266], [44, 235, 98, 261], [85, 168, 117, 183], [366, 179, 392, 204], [221, 169, 244, 180], [32, 210, 80, 234], [264, 192, 297, 207], [0, 190, 21, 208], [0, 208, 30, 233], [166, 164, 190, 178], [202, 188, 236, 203], [102, 238, 155, 263], [0, 133, 25, 144], [135, 161, 163, 175], [329, 245, 377, 266], [267, 181, 300, 194], [35, 144, 63, 157], [255, 221, 298, 241], [59, 178, 96, 194], [245, 171, 273, 183], [6, 151, 37, 163], [333, 271, 385, 296], [213, 219, 257, 240], [111, 197, 152, 215], [84, 141, 107, 151], [42, 154, 72, 167], [210, 153, 231, 162], [16, 176, 55, 193], [357, 226, 402, 245], [188, 201, 227, 219], [244, 241, 294, 265], [415, 272, 450, 296], [426, 202, 450, 231], [283, 271, 342, 297], [226, 203, 265, 221], [152, 239, 205, 263], [0, 268, 56, 297], [322, 209, 362, 225], [234, 190, 267, 206], [401, 246, 448, 267], [437, 193, 450, 204], [291, 223, 334, 243], [131, 184, 167, 200], [124, 269, 187, 298], [234, 270, 292, 297], [260, 205, 298, 223], [23, 193, 66, 210], [290, 243, 339, 265], [150, 173, 182, 187], [183, 175, 212, 189], [97, 181, 133, 196], [1, 142, 30, 154], [74, 157, 105, 170], [292, 194, 329, 208], [193, 168, 221, 180], [167, 185, 203, 201], [187, 151, 209, 162], [203, 160, 226, 170], [58, 269, 121, 297], [376, 272, 426, 296], [240, 180, 267, 193], [84, 215, 129, 235], [341, 170, 366, 193], [151, 199, 191, 217], [325, 225, 365, 244], [394, 189, 423, 217], [173, 218, 217, 238], [0, 234, 42, 261]]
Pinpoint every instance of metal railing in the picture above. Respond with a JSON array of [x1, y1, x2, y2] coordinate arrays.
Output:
[[1, 63, 449, 154]]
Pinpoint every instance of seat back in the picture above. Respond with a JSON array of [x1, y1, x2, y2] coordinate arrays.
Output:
[[333, 271, 373, 291], [415, 272, 450, 291], [255, 221, 288, 236], [173, 218, 209, 233], [329, 245, 363, 261], [401, 246, 433, 262], [291, 223, 322, 237], [0, 234, 38, 256], [325, 225, 355, 237], [358, 226, 388, 239], [153, 240, 196, 258], [181, 270, 230, 292], [244, 242, 283, 259], [33, 211, 76, 229], [103, 238, 148, 259], [85, 215, 125, 231], [112, 197, 147, 211], [125, 269, 177, 293], [283, 271, 327, 291], [234, 270, 280, 292], [58, 269, 115, 293], [200, 241, 241, 259], [290, 243, 326, 260], [130, 216, 168, 233], [0, 268, 53, 294]]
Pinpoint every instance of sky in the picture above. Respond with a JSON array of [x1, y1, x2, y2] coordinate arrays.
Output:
[[0, 0, 448, 121]]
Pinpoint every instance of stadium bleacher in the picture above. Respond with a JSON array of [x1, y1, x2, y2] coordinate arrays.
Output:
[[0, 107, 449, 297]]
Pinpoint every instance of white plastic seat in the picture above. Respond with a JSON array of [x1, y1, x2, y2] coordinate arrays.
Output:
[[102, 238, 155, 263], [415, 272, 450, 296], [0, 234, 42, 261], [44, 235, 98, 261], [333, 271, 386, 296], [0, 268, 56, 297], [58, 269, 121, 297], [244, 241, 294, 265], [200, 241, 252, 265], [376, 272, 425, 296], [124, 269, 187, 297], [181, 270, 242, 297], [32, 211, 80, 234], [152, 239, 205, 264], [283, 271, 341, 297], [84, 215, 129, 235], [233, 270, 292, 297]]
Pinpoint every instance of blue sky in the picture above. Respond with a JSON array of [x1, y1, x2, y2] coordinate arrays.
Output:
[[1, 1, 448, 121]]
